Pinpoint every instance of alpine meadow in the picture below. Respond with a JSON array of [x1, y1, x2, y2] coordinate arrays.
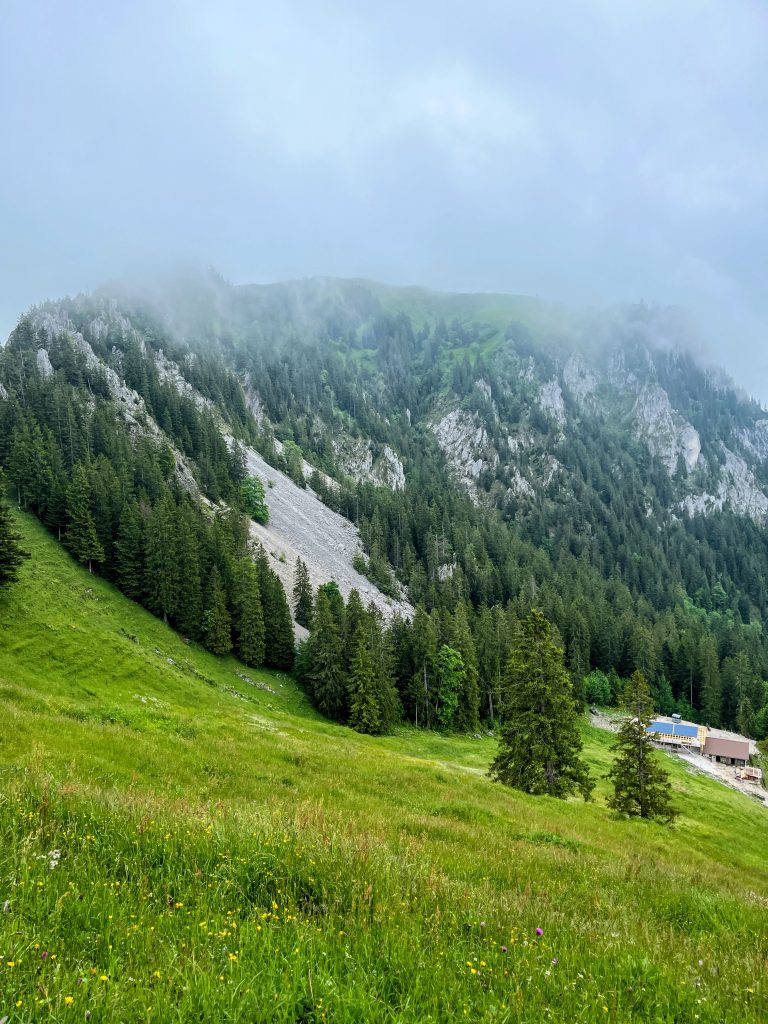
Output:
[[0, 276, 767, 1023]]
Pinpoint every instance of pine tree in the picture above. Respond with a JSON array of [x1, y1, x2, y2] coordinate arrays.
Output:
[[409, 605, 438, 728], [234, 556, 266, 667], [257, 554, 295, 670], [114, 500, 145, 602], [0, 468, 30, 590], [174, 501, 204, 639], [293, 557, 313, 629], [490, 608, 593, 799], [306, 589, 347, 721], [144, 493, 179, 623], [201, 566, 233, 655], [451, 601, 481, 732], [64, 463, 104, 573], [347, 623, 381, 734], [607, 669, 676, 822], [435, 645, 464, 731]]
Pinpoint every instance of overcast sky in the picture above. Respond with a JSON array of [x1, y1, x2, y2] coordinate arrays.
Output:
[[2, 1, 767, 396]]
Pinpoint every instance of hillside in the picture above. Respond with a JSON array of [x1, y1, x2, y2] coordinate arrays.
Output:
[[1, 508, 767, 1022], [3, 274, 768, 738]]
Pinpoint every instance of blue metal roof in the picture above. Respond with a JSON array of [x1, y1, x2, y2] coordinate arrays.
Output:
[[648, 721, 698, 738]]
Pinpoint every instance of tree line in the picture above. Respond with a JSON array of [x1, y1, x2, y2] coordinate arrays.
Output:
[[0, 329, 294, 671]]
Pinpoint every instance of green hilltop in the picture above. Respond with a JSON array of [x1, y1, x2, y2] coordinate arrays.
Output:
[[1, 507, 766, 1022]]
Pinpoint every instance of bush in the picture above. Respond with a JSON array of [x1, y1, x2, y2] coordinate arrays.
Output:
[[584, 669, 612, 707], [241, 476, 269, 524]]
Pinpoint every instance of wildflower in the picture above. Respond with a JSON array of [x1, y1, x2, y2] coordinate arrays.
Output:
[[536, 927, 543, 936], [99, 975, 109, 982], [552, 958, 558, 965], [64, 996, 74, 1005], [41, 951, 50, 960], [479, 921, 486, 928], [501, 946, 508, 953]]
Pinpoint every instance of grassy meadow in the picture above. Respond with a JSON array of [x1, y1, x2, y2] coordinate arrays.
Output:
[[1, 509, 767, 1022]]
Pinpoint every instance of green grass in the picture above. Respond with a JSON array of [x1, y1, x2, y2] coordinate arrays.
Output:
[[1, 509, 767, 1022]]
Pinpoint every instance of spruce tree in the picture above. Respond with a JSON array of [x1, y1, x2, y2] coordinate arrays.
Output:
[[607, 669, 676, 822], [490, 608, 593, 800], [293, 557, 313, 629], [409, 605, 437, 728], [348, 623, 381, 734], [64, 462, 104, 573], [234, 557, 266, 667], [174, 500, 203, 639], [258, 555, 295, 670], [144, 493, 179, 623], [114, 500, 145, 602], [0, 469, 30, 590], [201, 566, 233, 655], [435, 645, 464, 731], [306, 589, 347, 721], [451, 601, 481, 732]]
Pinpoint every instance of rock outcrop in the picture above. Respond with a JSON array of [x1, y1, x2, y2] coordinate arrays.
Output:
[[681, 447, 768, 522], [632, 384, 701, 474]]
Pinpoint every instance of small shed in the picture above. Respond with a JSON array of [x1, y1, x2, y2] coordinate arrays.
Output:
[[702, 736, 750, 767]]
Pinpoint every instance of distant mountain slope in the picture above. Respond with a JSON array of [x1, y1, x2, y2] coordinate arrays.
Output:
[[3, 272, 768, 735]]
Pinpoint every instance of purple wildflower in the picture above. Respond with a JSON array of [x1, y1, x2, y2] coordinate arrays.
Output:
[[501, 946, 508, 953], [535, 927, 543, 936]]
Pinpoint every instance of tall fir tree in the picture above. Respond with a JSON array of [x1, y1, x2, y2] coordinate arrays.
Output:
[[174, 500, 203, 639], [451, 601, 481, 732], [0, 468, 30, 590], [408, 605, 438, 728], [234, 556, 266, 667], [144, 493, 179, 623], [347, 623, 381, 734], [435, 645, 464, 731], [114, 499, 145, 602], [293, 557, 313, 629], [258, 553, 295, 670], [201, 566, 233, 655], [64, 462, 104, 573], [490, 608, 593, 800], [306, 589, 347, 721], [607, 669, 676, 823]]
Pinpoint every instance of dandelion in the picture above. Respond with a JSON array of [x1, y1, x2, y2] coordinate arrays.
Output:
[[64, 996, 74, 1005], [99, 975, 109, 982]]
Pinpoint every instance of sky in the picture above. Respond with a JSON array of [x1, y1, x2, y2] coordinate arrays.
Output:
[[2, 0, 768, 396]]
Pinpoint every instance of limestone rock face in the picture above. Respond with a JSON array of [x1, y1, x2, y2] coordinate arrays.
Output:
[[332, 435, 406, 491], [681, 447, 768, 523], [36, 348, 53, 378], [632, 384, 701, 474], [538, 378, 566, 427], [739, 420, 768, 463], [563, 353, 598, 410], [431, 409, 496, 499]]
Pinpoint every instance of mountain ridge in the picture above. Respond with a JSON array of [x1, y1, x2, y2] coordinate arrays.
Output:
[[3, 273, 768, 737]]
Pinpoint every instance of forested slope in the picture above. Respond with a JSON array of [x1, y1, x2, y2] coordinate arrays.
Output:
[[2, 273, 768, 736]]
